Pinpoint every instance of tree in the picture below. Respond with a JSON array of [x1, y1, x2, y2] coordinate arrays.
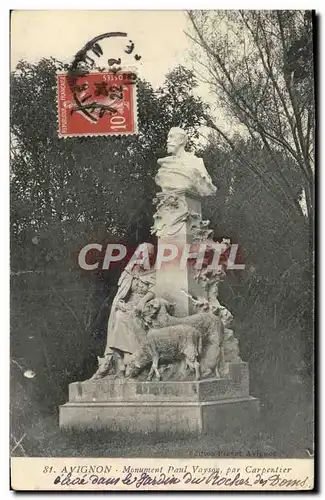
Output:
[[187, 11, 314, 390], [187, 11, 314, 235], [11, 62, 206, 262], [10, 58, 207, 417], [202, 135, 311, 384]]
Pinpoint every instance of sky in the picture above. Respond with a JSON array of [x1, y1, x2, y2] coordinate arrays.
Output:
[[10, 10, 234, 140], [11, 10, 194, 89]]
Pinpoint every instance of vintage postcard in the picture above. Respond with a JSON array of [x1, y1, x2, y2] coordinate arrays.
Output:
[[10, 9, 315, 491]]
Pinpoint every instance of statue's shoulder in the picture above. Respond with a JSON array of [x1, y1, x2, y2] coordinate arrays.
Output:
[[183, 151, 202, 161], [157, 155, 175, 167], [183, 152, 205, 170]]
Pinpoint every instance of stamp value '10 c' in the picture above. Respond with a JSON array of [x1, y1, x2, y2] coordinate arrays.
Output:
[[57, 71, 138, 137]]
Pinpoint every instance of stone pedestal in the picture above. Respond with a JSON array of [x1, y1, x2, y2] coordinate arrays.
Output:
[[60, 362, 260, 432], [154, 190, 208, 316], [59, 134, 260, 436]]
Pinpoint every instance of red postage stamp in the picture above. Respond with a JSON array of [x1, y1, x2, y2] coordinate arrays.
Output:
[[57, 71, 138, 137]]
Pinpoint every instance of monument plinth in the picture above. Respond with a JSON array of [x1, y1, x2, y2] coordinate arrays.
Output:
[[60, 363, 259, 432], [153, 189, 208, 316], [59, 127, 260, 432]]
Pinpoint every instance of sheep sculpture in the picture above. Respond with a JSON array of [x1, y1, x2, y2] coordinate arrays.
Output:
[[126, 324, 202, 381], [126, 298, 225, 380]]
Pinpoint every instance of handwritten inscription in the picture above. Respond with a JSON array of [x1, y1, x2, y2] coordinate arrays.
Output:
[[52, 468, 310, 489]]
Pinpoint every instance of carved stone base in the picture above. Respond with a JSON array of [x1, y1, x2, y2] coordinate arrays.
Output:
[[59, 362, 260, 433], [60, 397, 259, 433]]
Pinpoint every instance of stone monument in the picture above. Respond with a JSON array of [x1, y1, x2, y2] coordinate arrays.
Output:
[[59, 127, 259, 433]]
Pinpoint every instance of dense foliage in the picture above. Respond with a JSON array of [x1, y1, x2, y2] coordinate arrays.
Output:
[[10, 60, 208, 429], [188, 9, 314, 403]]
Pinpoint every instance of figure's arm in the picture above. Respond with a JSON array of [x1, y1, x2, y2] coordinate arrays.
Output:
[[134, 291, 155, 315], [116, 300, 128, 312], [143, 290, 155, 304]]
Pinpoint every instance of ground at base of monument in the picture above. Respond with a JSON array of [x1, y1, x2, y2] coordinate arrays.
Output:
[[11, 365, 312, 459]]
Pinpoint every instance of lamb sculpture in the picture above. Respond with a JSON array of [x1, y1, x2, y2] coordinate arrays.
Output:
[[126, 297, 225, 380]]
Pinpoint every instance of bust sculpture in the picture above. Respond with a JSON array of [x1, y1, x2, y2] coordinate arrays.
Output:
[[155, 127, 217, 197]]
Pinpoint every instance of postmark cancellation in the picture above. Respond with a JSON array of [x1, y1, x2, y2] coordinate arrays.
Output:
[[57, 71, 138, 137]]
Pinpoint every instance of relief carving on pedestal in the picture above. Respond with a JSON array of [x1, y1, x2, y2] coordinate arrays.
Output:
[[150, 194, 190, 237]]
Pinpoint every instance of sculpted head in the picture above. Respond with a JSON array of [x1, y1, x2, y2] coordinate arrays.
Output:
[[129, 242, 155, 271], [136, 242, 154, 257], [167, 127, 188, 156]]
